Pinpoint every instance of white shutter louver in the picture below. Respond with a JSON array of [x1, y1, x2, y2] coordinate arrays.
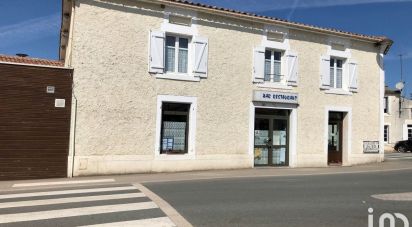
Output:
[[149, 30, 165, 74], [286, 51, 298, 86], [320, 55, 331, 89], [348, 60, 358, 91], [253, 47, 265, 83], [193, 37, 209, 78]]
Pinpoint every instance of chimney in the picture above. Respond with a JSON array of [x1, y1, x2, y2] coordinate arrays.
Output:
[[16, 53, 28, 58]]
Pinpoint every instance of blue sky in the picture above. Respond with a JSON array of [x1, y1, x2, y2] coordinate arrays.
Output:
[[0, 0, 410, 95]]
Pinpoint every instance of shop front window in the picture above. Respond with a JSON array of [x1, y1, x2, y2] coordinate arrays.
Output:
[[160, 102, 190, 154]]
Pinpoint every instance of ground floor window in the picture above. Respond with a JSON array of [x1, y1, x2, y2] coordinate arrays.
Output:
[[384, 125, 389, 143], [156, 95, 197, 157], [161, 103, 190, 154], [408, 125, 412, 140]]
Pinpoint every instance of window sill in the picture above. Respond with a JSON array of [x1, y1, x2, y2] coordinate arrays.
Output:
[[156, 73, 200, 82], [155, 153, 195, 160], [257, 83, 293, 90], [324, 89, 352, 96]]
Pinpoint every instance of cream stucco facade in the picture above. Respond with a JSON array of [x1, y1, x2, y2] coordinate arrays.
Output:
[[61, 0, 391, 176], [384, 87, 412, 151]]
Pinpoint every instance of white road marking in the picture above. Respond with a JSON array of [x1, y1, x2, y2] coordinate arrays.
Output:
[[134, 184, 192, 227], [79, 217, 176, 227], [12, 179, 115, 188], [0, 192, 145, 209], [372, 192, 412, 201], [0, 186, 136, 200], [0, 202, 158, 224]]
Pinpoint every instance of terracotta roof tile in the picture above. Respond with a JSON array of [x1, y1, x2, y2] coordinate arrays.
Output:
[[161, 0, 392, 44], [0, 54, 65, 67]]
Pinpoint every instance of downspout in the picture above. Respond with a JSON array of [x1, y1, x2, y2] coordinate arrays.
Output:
[[379, 46, 386, 161], [66, 0, 77, 177], [70, 92, 77, 177]]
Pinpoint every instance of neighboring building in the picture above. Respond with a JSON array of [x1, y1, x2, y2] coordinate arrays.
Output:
[[60, 0, 392, 176], [384, 86, 412, 151], [0, 55, 72, 180]]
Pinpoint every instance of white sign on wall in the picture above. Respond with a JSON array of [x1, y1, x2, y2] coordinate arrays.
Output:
[[363, 141, 379, 153], [253, 90, 298, 104], [55, 99, 66, 108]]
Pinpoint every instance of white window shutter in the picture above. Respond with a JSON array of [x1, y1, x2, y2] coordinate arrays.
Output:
[[193, 37, 209, 78], [348, 60, 358, 92], [286, 51, 298, 86], [320, 55, 330, 89], [253, 47, 265, 82], [149, 30, 165, 74]]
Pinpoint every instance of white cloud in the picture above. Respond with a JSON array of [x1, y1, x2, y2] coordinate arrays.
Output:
[[196, 0, 412, 12], [0, 13, 60, 49]]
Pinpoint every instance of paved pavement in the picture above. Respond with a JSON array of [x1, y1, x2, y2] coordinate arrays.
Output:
[[144, 169, 412, 227], [1, 159, 411, 191], [385, 152, 412, 161], [0, 184, 175, 227], [0, 160, 411, 226]]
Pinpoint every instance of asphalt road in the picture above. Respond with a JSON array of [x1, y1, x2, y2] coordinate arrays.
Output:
[[145, 169, 412, 227]]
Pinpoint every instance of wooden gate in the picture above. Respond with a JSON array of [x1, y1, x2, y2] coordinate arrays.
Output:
[[0, 63, 72, 180]]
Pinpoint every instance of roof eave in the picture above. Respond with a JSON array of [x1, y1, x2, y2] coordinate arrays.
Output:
[[147, 0, 391, 46]]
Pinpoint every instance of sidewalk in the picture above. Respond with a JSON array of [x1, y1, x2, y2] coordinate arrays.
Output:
[[1, 159, 411, 191]]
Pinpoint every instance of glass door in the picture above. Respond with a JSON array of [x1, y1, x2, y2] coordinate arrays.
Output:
[[272, 119, 288, 166], [328, 121, 342, 164], [254, 118, 270, 166], [254, 114, 289, 166]]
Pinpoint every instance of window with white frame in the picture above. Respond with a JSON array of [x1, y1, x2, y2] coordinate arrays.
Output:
[[264, 50, 282, 83], [320, 42, 357, 92], [330, 58, 343, 89], [384, 97, 389, 114], [408, 125, 412, 140], [160, 102, 190, 154], [165, 35, 189, 74], [156, 95, 197, 157], [384, 125, 389, 143], [149, 31, 209, 79]]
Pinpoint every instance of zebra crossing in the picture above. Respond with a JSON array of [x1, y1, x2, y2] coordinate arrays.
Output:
[[0, 184, 176, 227], [385, 152, 412, 161]]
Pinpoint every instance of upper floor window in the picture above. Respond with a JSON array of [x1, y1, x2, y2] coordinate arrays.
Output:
[[253, 47, 298, 86], [264, 50, 282, 83], [330, 58, 343, 89], [149, 31, 208, 80], [165, 35, 189, 74], [384, 97, 389, 113], [320, 55, 357, 93]]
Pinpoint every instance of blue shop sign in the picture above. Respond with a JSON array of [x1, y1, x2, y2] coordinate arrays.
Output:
[[253, 90, 298, 104]]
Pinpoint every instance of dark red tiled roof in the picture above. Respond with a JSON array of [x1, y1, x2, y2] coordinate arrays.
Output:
[[161, 0, 391, 43], [0, 54, 65, 67]]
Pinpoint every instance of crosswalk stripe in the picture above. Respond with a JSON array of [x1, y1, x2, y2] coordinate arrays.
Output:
[[13, 179, 116, 188], [79, 217, 176, 227], [0, 202, 158, 224], [0, 192, 145, 209], [0, 186, 136, 200]]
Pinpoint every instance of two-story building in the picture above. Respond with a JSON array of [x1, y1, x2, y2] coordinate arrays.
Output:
[[60, 0, 392, 176], [384, 86, 412, 151]]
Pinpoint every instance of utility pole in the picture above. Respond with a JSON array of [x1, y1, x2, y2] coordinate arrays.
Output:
[[398, 54, 404, 117]]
